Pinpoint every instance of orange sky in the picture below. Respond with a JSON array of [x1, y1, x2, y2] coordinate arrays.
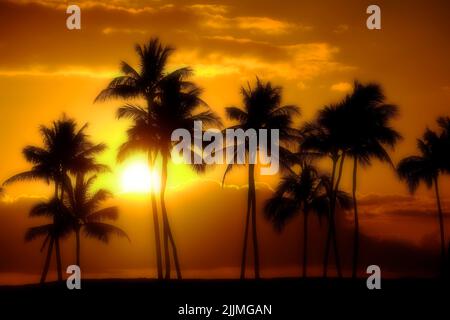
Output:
[[0, 0, 449, 283]]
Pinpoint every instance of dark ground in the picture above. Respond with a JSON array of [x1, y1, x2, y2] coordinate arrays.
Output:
[[0, 278, 449, 319]]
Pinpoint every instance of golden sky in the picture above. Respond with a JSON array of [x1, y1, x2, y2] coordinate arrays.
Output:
[[0, 0, 449, 282]]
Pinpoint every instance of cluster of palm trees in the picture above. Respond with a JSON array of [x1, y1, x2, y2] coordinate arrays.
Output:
[[3, 117, 128, 283], [95, 39, 222, 279], [3, 37, 449, 282], [397, 117, 450, 275], [265, 82, 402, 278]]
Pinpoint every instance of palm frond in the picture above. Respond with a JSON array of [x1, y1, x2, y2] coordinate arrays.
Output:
[[87, 207, 119, 222], [25, 224, 53, 242], [83, 222, 129, 243]]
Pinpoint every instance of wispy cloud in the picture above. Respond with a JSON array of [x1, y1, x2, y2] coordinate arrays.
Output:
[[0, 67, 118, 78], [330, 81, 352, 92]]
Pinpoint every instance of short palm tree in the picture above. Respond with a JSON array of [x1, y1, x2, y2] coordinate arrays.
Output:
[[26, 198, 73, 284], [66, 173, 129, 268], [265, 164, 351, 277], [397, 124, 449, 274], [96, 38, 191, 279], [223, 78, 299, 279], [343, 81, 401, 278], [3, 115, 106, 280]]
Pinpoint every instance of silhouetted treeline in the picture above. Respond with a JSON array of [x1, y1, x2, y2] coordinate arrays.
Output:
[[2, 37, 449, 282]]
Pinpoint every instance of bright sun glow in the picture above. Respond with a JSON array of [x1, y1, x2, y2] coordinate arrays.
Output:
[[120, 161, 161, 193]]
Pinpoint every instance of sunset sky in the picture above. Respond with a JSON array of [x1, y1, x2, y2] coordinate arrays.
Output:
[[0, 0, 449, 284]]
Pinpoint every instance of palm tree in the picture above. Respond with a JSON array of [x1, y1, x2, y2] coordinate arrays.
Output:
[[264, 164, 351, 277], [300, 105, 349, 278], [95, 38, 191, 279], [26, 198, 73, 283], [223, 78, 299, 279], [397, 124, 449, 274], [343, 81, 401, 278], [3, 115, 106, 280], [66, 173, 129, 268]]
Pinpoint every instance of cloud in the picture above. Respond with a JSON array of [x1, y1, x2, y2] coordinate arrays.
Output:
[[0, 67, 118, 78], [102, 27, 147, 35], [9, 0, 157, 13], [330, 81, 352, 92], [203, 16, 307, 35], [171, 42, 351, 81], [234, 17, 302, 34], [333, 24, 349, 34]]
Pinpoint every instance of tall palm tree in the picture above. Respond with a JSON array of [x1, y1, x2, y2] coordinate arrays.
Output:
[[66, 173, 129, 267], [343, 81, 401, 278], [95, 38, 191, 279], [3, 115, 106, 280], [264, 164, 351, 277], [223, 78, 299, 279], [113, 69, 220, 279], [397, 124, 449, 274], [300, 105, 349, 278], [26, 198, 72, 283], [116, 114, 164, 279]]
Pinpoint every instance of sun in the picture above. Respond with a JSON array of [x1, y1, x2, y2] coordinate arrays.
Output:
[[120, 160, 161, 193]]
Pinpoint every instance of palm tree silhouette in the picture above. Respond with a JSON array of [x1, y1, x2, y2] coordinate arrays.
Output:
[[223, 78, 299, 279], [397, 121, 449, 274], [145, 71, 221, 279], [26, 197, 72, 283], [65, 173, 129, 267], [342, 81, 401, 278], [116, 110, 163, 278], [96, 38, 191, 279], [301, 106, 349, 277], [264, 163, 351, 277], [3, 115, 106, 281]]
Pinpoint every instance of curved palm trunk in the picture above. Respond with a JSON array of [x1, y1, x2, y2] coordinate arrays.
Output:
[[240, 178, 252, 279], [351, 157, 360, 279], [55, 177, 64, 281], [54, 236, 62, 281], [434, 177, 446, 275], [303, 211, 309, 278], [166, 215, 182, 279], [249, 164, 260, 279], [40, 237, 54, 284], [161, 152, 182, 279], [323, 154, 344, 278], [149, 154, 163, 280], [75, 228, 81, 267], [323, 158, 337, 278], [151, 190, 163, 280]]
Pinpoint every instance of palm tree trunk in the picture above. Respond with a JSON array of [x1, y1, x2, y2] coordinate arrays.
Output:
[[351, 157, 359, 279], [149, 154, 163, 280], [324, 153, 344, 279], [160, 152, 182, 279], [40, 237, 54, 284], [323, 158, 337, 278], [166, 216, 182, 279], [249, 164, 260, 279], [151, 190, 163, 280], [54, 177, 63, 281], [75, 228, 81, 267], [434, 176, 446, 275], [161, 155, 171, 279], [240, 179, 252, 279], [303, 211, 309, 278], [54, 236, 62, 281], [331, 153, 345, 278]]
